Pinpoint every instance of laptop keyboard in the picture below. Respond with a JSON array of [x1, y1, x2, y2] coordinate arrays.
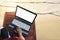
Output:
[[12, 19, 30, 31]]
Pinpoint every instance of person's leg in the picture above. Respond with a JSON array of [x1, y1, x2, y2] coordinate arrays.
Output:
[[1, 28, 10, 39]]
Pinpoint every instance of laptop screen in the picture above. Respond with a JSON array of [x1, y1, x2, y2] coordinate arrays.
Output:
[[16, 6, 36, 23]]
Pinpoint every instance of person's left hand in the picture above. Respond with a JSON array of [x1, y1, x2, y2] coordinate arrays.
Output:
[[6, 26, 25, 40]]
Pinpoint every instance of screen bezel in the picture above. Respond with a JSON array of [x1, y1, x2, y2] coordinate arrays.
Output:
[[15, 5, 37, 24]]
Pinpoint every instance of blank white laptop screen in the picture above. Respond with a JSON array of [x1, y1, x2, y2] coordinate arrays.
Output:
[[16, 7, 36, 23]]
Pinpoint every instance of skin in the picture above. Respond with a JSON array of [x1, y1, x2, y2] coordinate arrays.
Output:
[[5, 27, 25, 40]]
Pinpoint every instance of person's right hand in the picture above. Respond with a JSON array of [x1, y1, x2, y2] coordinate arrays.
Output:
[[6, 26, 25, 40], [13, 27, 25, 40]]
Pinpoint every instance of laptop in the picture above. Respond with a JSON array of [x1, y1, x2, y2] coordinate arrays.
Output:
[[8, 5, 37, 36]]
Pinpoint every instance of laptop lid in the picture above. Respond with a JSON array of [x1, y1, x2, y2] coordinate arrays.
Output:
[[16, 6, 37, 24]]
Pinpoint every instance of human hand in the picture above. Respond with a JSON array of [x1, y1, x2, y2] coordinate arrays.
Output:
[[6, 26, 25, 40]]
